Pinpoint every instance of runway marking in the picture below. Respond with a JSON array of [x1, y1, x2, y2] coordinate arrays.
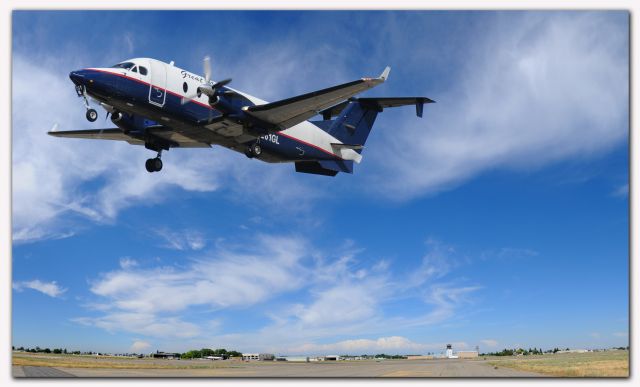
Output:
[[20, 366, 76, 377]]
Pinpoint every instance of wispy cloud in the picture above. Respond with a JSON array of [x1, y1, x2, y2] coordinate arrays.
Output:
[[370, 12, 628, 199], [611, 183, 629, 198], [13, 280, 67, 298], [154, 228, 207, 251], [75, 234, 481, 351]]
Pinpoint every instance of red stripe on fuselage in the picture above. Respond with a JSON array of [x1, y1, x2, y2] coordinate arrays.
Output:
[[85, 68, 343, 160]]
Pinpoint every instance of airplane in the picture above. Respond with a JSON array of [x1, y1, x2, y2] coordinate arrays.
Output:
[[49, 56, 434, 176]]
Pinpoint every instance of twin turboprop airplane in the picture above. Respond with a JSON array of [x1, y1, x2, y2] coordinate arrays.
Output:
[[49, 56, 433, 176]]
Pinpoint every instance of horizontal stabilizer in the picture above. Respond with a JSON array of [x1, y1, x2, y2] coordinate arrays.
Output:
[[330, 143, 364, 150]]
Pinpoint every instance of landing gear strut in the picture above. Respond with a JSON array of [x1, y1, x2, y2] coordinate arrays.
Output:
[[145, 150, 163, 173], [244, 142, 262, 158], [76, 84, 98, 122]]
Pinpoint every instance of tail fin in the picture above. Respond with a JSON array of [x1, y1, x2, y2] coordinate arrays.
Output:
[[321, 97, 434, 151], [326, 101, 379, 152]]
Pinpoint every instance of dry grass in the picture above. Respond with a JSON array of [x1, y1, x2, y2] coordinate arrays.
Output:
[[12, 353, 237, 370], [486, 350, 629, 377]]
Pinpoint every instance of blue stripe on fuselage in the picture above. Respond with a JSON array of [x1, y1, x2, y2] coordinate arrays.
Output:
[[84, 69, 343, 163]]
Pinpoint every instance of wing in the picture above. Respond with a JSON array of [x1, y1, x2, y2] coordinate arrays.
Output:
[[48, 127, 210, 148], [319, 97, 436, 119], [245, 67, 391, 130]]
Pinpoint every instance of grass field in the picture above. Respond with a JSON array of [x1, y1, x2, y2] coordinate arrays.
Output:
[[485, 350, 629, 377], [12, 352, 240, 370]]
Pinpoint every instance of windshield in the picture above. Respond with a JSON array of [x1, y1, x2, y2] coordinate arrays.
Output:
[[111, 62, 135, 70]]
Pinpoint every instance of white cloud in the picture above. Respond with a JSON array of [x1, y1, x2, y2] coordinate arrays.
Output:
[[611, 183, 628, 198], [288, 336, 467, 355], [480, 339, 499, 348], [371, 12, 628, 199], [154, 228, 207, 251], [613, 331, 628, 338], [13, 279, 67, 298], [119, 257, 138, 269], [77, 235, 309, 337], [129, 340, 151, 353]]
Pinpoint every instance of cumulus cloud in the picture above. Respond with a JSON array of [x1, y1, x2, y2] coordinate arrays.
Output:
[[129, 340, 151, 353], [13, 279, 67, 298], [371, 12, 628, 199], [480, 339, 499, 348], [288, 336, 467, 355]]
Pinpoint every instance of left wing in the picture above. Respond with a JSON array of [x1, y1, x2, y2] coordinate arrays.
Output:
[[48, 127, 210, 148], [245, 67, 390, 131]]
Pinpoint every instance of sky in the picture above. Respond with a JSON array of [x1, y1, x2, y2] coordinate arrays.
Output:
[[11, 10, 629, 356]]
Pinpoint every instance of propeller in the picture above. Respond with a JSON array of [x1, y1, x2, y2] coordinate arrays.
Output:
[[181, 56, 232, 106]]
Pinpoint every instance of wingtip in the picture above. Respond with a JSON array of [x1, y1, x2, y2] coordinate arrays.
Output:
[[380, 66, 391, 81]]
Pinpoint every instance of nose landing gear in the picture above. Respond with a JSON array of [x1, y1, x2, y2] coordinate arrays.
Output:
[[145, 150, 163, 173], [76, 84, 98, 122]]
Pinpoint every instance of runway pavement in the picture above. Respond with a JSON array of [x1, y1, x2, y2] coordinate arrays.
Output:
[[13, 359, 543, 378]]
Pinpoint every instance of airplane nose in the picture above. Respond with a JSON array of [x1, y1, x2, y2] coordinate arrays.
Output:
[[69, 70, 85, 86]]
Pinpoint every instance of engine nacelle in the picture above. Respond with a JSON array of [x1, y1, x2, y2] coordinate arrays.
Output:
[[112, 113, 151, 133]]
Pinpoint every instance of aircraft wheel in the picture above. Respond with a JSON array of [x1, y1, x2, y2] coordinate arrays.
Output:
[[152, 158, 163, 172], [244, 147, 254, 159], [86, 109, 98, 122], [145, 158, 155, 173], [251, 143, 262, 156]]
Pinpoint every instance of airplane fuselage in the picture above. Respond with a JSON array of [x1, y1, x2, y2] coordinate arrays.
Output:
[[71, 57, 351, 164]]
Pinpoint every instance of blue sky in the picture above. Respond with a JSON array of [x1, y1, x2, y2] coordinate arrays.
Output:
[[11, 10, 628, 355]]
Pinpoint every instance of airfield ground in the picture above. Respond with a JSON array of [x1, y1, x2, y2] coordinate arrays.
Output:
[[12, 350, 628, 378]]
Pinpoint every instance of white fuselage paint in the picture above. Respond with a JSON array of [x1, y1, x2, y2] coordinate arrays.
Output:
[[90, 58, 362, 163]]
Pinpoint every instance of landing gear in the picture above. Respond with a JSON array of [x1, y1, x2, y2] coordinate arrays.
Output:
[[77, 84, 98, 122], [86, 109, 98, 122], [244, 142, 262, 158], [145, 150, 163, 173]]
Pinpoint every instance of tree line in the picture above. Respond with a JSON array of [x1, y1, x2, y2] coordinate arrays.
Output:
[[180, 348, 242, 359]]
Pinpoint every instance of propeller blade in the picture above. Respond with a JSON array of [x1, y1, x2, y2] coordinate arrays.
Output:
[[203, 56, 211, 84], [49, 123, 59, 132], [181, 91, 199, 105], [213, 78, 232, 89]]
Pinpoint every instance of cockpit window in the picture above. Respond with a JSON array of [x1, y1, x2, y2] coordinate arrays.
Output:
[[131, 66, 138, 73], [139, 66, 148, 76], [111, 62, 135, 70]]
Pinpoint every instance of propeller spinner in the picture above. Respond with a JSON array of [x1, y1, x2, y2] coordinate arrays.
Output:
[[181, 56, 232, 105]]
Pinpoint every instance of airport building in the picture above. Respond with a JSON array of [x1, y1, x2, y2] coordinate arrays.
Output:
[[242, 353, 275, 361]]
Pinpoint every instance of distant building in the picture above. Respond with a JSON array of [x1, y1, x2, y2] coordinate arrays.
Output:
[[152, 351, 181, 360], [445, 344, 458, 359], [242, 353, 276, 361]]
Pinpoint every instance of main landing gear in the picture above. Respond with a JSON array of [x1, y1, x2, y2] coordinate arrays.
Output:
[[76, 84, 98, 122], [145, 150, 163, 173], [244, 142, 262, 158]]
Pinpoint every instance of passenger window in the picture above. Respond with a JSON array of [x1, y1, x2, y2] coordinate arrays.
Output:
[[131, 66, 138, 73], [139, 66, 148, 76]]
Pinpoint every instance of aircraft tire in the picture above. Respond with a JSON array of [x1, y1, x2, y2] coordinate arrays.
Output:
[[152, 157, 163, 172], [251, 143, 262, 156], [244, 147, 254, 158], [86, 109, 98, 122], [145, 158, 155, 172]]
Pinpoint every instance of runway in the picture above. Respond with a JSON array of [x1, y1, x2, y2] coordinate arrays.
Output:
[[13, 358, 543, 377]]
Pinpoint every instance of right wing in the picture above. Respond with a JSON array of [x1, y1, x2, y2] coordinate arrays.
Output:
[[48, 127, 211, 148], [244, 67, 391, 130]]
